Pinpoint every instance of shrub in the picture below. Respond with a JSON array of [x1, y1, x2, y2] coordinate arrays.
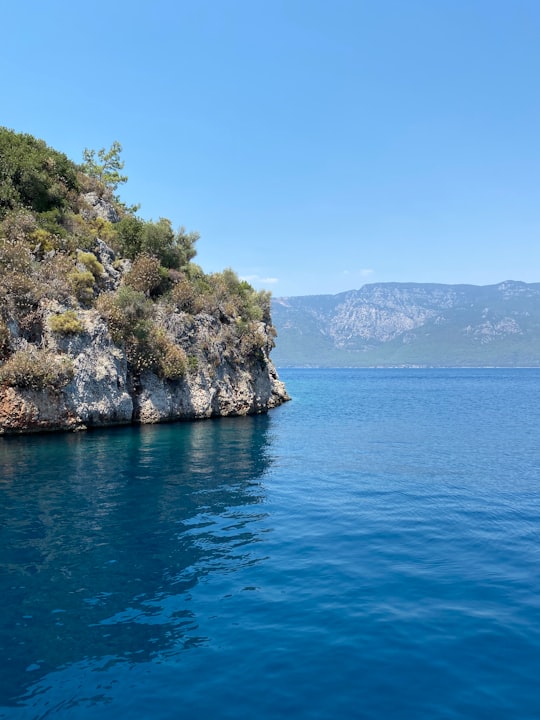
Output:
[[96, 286, 153, 345], [167, 268, 183, 284], [61, 213, 98, 250], [1, 271, 39, 313], [0, 210, 37, 243], [170, 275, 198, 313], [0, 238, 33, 274], [251, 293, 270, 322], [17, 310, 44, 343], [78, 251, 104, 278], [120, 323, 187, 379], [151, 328, 187, 379], [48, 310, 84, 335], [68, 269, 95, 304], [36, 208, 68, 237], [0, 348, 74, 390], [234, 316, 269, 360], [107, 285, 153, 324], [96, 288, 188, 379], [128, 326, 188, 379], [36, 254, 75, 303], [90, 217, 117, 245], [239, 326, 267, 357], [198, 269, 266, 322], [123, 322, 162, 374], [160, 344, 187, 379], [29, 227, 59, 253], [124, 254, 163, 296], [95, 293, 126, 344], [267, 323, 277, 347]]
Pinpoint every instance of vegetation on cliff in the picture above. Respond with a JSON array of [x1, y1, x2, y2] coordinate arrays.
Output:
[[0, 127, 275, 392]]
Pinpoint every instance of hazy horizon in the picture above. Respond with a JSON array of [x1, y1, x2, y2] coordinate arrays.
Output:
[[273, 277, 540, 299]]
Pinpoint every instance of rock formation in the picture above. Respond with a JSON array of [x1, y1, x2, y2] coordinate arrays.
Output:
[[0, 241, 289, 434], [0, 129, 289, 434]]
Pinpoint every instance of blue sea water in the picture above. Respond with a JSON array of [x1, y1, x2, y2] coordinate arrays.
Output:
[[0, 368, 539, 719]]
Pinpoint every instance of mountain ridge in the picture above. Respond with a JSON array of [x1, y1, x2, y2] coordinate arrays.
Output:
[[271, 280, 540, 367]]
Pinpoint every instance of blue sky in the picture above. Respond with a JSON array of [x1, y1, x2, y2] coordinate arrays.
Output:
[[2, 0, 539, 296]]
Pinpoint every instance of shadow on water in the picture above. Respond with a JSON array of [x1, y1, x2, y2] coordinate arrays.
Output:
[[0, 415, 274, 708]]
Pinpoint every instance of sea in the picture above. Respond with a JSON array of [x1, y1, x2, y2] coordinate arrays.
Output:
[[0, 368, 539, 720]]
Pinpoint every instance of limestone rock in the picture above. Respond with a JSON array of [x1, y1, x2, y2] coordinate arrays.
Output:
[[81, 192, 120, 223], [0, 386, 79, 434], [93, 238, 123, 292], [0, 296, 289, 434]]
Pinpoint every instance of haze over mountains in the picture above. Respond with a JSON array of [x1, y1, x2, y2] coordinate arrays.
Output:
[[271, 281, 540, 367]]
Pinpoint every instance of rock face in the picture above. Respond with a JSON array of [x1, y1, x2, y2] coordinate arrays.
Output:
[[0, 128, 289, 434], [133, 312, 287, 424], [81, 192, 121, 224], [0, 245, 290, 435], [0, 386, 78, 434], [271, 281, 540, 367], [0, 292, 289, 435]]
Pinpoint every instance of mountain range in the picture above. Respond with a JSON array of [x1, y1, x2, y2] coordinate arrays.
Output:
[[271, 281, 540, 367]]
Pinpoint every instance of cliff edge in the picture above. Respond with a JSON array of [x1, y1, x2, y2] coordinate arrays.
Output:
[[0, 129, 289, 433]]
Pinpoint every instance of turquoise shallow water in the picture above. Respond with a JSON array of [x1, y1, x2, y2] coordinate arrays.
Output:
[[1, 368, 539, 719]]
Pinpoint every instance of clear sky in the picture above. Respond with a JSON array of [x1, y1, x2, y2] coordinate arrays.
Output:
[[2, 0, 539, 296]]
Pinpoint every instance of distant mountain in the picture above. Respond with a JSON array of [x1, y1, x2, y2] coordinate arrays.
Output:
[[271, 281, 540, 367]]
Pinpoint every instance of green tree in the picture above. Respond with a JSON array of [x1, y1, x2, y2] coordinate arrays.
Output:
[[81, 141, 128, 192], [0, 127, 79, 219], [115, 215, 144, 258], [140, 218, 175, 262], [114, 216, 199, 267]]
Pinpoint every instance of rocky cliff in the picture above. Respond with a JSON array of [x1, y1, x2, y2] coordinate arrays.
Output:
[[0, 129, 289, 433], [0, 236, 288, 434]]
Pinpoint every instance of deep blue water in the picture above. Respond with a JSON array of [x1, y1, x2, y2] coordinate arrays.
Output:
[[1, 368, 539, 719]]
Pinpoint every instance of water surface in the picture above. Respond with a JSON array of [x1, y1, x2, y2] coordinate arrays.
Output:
[[1, 369, 539, 719]]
